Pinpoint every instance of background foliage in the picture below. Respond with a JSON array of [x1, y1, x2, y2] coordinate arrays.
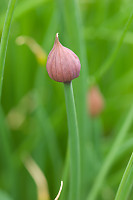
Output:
[[0, 0, 133, 200]]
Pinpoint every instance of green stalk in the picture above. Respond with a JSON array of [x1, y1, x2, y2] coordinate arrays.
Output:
[[63, 0, 89, 196], [115, 152, 133, 200], [64, 82, 80, 200], [87, 104, 133, 200], [0, 0, 16, 100]]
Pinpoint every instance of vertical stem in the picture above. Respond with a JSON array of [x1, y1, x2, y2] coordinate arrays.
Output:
[[0, 0, 16, 100], [64, 82, 80, 200], [62, 0, 90, 196]]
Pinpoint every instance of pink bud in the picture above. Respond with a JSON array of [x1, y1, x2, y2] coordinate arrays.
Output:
[[87, 86, 105, 117], [46, 33, 81, 82]]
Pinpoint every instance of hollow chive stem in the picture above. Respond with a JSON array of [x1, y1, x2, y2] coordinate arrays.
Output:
[[64, 82, 80, 200], [0, 0, 16, 100]]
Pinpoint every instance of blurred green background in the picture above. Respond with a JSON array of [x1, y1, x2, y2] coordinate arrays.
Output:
[[0, 0, 133, 200]]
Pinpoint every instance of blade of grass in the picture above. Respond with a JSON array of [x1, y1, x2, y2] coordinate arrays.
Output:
[[87, 104, 133, 200], [64, 82, 80, 200], [115, 152, 133, 200], [0, 0, 16, 100], [93, 11, 133, 84]]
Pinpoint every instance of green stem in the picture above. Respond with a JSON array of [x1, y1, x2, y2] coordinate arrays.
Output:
[[115, 152, 133, 200], [64, 82, 80, 200], [0, 0, 16, 100], [87, 105, 133, 200], [63, 0, 89, 196]]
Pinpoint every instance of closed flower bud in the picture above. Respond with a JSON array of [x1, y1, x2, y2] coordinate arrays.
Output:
[[46, 33, 81, 82], [87, 86, 105, 117]]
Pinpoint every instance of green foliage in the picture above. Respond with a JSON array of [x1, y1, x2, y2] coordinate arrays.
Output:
[[0, 0, 133, 200]]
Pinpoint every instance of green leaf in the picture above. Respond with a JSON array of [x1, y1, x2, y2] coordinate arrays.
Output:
[[115, 152, 133, 200], [0, 0, 16, 100]]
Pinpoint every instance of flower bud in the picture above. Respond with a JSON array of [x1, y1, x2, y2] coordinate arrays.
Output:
[[87, 86, 105, 117], [46, 33, 81, 82]]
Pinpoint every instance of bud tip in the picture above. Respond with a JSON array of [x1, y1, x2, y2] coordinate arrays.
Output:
[[55, 33, 59, 44]]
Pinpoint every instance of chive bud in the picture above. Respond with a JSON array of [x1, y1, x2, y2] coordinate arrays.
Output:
[[46, 33, 81, 82], [87, 86, 105, 117]]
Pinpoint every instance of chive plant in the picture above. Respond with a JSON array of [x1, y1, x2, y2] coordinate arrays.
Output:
[[63, 1, 89, 196], [1, 0, 133, 200], [46, 33, 81, 200]]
